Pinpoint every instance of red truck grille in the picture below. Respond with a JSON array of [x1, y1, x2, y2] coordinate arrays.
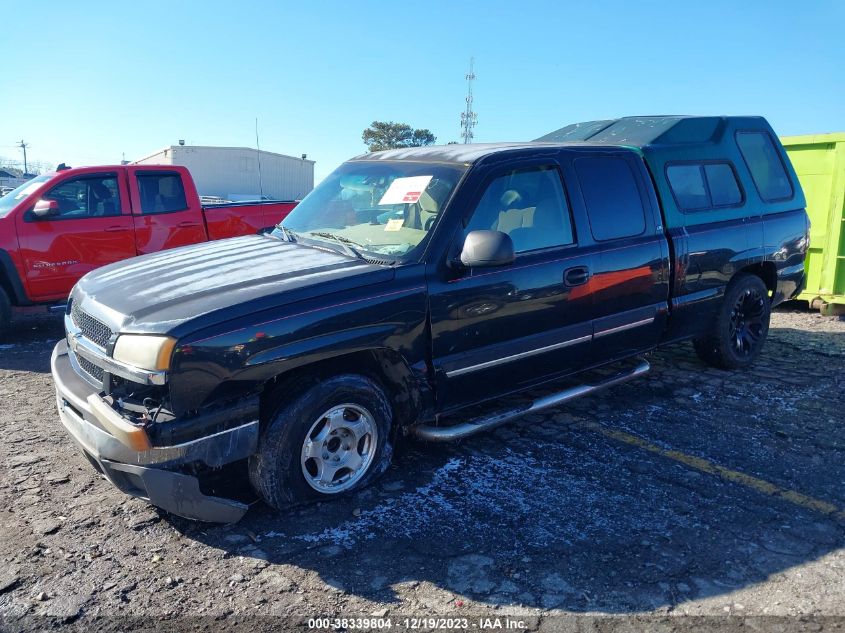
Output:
[[71, 303, 113, 349]]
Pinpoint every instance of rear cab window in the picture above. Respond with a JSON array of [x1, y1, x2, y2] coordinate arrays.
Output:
[[136, 172, 189, 214], [574, 156, 646, 241], [735, 131, 793, 202]]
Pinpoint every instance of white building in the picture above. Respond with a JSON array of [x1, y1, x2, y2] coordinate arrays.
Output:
[[133, 145, 314, 201]]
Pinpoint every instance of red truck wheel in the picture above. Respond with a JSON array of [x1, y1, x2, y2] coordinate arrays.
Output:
[[0, 287, 10, 339]]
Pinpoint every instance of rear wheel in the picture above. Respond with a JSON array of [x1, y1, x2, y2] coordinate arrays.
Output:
[[249, 374, 393, 510], [0, 287, 11, 340], [693, 274, 770, 370]]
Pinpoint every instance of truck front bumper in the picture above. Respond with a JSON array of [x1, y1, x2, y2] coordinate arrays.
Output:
[[51, 340, 257, 523]]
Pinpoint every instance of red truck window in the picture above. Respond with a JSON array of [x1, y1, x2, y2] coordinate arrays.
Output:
[[136, 173, 189, 214], [39, 175, 122, 220]]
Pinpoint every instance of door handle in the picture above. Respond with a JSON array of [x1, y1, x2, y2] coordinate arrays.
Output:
[[104, 225, 129, 233], [564, 266, 590, 287], [177, 221, 200, 228]]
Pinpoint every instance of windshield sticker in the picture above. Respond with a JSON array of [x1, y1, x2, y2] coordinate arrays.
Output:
[[378, 176, 433, 205], [384, 218, 404, 232], [15, 182, 44, 200]]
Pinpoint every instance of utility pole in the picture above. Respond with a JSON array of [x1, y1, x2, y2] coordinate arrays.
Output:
[[18, 140, 29, 174], [460, 58, 478, 144], [255, 118, 264, 200]]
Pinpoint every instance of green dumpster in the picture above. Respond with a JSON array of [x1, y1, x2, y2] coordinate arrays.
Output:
[[781, 133, 845, 314]]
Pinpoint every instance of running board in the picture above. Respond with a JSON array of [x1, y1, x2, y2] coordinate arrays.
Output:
[[413, 358, 650, 442]]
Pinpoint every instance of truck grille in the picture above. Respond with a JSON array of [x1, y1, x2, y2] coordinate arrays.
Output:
[[76, 355, 105, 384], [71, 303, 113, 349]]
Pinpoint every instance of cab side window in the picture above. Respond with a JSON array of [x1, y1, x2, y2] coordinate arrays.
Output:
[[137, 173, 188, 214], [41, 175, 122, 219], [575, 157, 646, 241], [464, 166, 574, 253]]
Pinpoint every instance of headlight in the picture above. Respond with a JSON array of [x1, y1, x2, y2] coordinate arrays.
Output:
[[112, 335, 177, 372]]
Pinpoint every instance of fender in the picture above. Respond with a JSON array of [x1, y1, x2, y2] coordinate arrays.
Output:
[[0, 249, 31, 305], [242, 324, 435, 426], [244, 323, 403, 368], [169, 284, 432, 418], [173, 324, 433, 429]]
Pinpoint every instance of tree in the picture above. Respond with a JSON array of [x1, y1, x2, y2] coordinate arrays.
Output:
[[362, 121, 436, 152]]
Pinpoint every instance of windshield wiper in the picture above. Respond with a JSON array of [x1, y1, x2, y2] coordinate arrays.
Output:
[[307, 231, 367, 261], [279, 226, 298, 243]]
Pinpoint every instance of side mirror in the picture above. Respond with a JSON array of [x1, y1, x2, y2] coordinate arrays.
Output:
[[32, 199, 59, 218], [459, 230, 515, 268]]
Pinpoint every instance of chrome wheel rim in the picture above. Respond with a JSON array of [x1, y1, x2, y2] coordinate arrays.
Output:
[[300, 403, 378, 494], [729, 287, 766, 356]]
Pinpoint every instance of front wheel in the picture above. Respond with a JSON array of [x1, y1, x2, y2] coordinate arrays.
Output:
[[693, 273, 771, 370], [249, 374, 394, 510], [0, 287, 11, 340]]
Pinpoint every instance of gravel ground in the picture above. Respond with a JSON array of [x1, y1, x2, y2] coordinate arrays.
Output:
[[0, 305, 843, 632]]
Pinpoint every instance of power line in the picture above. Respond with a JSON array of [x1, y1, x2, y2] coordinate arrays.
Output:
[[460, 58, 478, 144]]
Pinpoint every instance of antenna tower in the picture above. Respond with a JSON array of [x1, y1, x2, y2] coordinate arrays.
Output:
[[460, 58, 477, 144]]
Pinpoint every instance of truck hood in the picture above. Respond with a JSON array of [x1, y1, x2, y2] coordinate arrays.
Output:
[[72, 235, 393, 336]]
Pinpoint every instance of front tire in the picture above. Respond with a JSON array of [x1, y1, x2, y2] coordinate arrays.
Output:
[[693, 273, 771, 370], [0, 287, 11, 340], [249, 374, 394, 510]]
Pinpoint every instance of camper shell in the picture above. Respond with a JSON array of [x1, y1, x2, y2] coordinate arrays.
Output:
[[536, 115, 806, 229]]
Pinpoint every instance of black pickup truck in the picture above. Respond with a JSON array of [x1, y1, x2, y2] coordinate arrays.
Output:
[[51, 116, 809, 522]]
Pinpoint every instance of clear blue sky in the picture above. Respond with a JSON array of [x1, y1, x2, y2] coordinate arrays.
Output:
[[2, 0, 843, 181]]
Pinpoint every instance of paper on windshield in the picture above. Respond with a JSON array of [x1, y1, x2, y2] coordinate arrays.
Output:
[[378, 176, 433, 205]]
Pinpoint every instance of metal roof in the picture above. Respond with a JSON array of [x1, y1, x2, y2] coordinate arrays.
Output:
[[133, 145, 315, 165]]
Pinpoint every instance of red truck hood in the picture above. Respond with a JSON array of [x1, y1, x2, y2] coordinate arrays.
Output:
[[71, 234, 393, 336]]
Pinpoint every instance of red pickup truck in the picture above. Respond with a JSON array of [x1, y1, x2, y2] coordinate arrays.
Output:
[[0, 164, 296, 336]]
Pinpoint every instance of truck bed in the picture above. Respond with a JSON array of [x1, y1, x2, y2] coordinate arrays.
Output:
[[202, 200, 297, 239]]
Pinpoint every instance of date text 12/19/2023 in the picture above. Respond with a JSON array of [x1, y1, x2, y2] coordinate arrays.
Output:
[[307, 616, 528, 630]]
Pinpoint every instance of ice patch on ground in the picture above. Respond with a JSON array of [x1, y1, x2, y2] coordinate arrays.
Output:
[[273, 443, 686, 549], [287, 456, 465, 547]]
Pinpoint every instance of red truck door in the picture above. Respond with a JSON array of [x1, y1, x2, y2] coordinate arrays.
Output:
[[127, 168, 207, 254], [13, 171, 136, 302]]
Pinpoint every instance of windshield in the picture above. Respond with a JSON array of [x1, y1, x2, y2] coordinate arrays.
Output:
[[276, 161, 466, 262], [0, 174, 52, 218]]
